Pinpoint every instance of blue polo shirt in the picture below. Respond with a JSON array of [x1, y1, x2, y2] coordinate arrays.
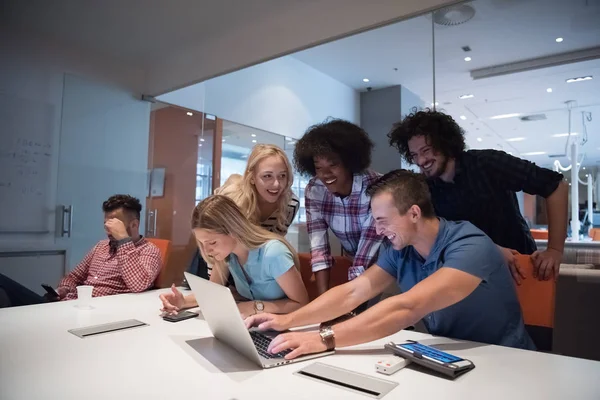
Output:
[[377, 218, 535, 350], [228, 240, 294, 301]]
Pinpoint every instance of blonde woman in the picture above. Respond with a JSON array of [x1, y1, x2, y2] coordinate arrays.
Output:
[[216, 144, 299, 235], [189, 144, 300, 279], [162, 195, 309, 318]]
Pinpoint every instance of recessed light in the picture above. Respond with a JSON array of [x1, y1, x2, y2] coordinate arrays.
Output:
[[251, 134, 256, 137], [460, 115, 467, 120], [200, 138, 205, 142], [583, 167, 586, 170], [205, 114, 216, 120], [552, 132, 578, 137], [546, 88, 553, 93], [252, 139, 257, 143], [477, 137, 483, 142], [506, 137, 526, 142], [430, 102, 439, 107], [490, 113, 521, 120], [522, 151, 547, 156], [199, 144, 202, 147], [459, 94, 474, 99], [186, 112, 193, 116], [566, 76, 593, 83], [363, 78, 370, 82], [555, 37, 563, 43], [286, 137, 293, 141], [464, 57, 472, 62], [222, 139, 226, 142]]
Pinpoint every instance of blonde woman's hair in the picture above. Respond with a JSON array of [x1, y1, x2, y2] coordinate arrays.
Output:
[[191, 195, 300, 282], [214, 144, 294, 234]]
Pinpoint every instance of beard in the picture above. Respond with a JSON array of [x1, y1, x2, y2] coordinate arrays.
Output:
[[424, 156, 449, 180]]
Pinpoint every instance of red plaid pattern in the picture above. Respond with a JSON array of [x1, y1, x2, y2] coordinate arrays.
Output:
[[305, 170, 384, 280], [57, 238, 161, 300]]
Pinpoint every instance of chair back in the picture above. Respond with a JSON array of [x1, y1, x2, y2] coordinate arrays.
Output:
[[530, 229, 549, 240], [513, 254, 556, 351], [299, 253, 351, 301], [146, 238, 172, 287]]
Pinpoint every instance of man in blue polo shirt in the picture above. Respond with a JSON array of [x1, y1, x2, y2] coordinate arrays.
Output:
[[245, 169, 534, 360]]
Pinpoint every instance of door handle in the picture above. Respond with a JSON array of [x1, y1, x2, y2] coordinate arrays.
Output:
[[146, 209, 158, 237], [61, 205, 73, 237]]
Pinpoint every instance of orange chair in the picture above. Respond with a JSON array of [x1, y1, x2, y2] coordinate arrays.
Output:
[[591, 228, 600, 242], [513, 254, 556, 351], [146, 238, 172, 288], [530, 229, 549, 240], [299, 253, 351, 301]]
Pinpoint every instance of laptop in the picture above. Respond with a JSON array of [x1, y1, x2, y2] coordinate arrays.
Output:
[[184, 272, 335, 368]]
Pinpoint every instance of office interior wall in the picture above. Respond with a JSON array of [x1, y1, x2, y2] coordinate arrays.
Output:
[[360, 86, 403, 175], [148, 107, 205, 283], [158, 56, 360, 139], [0, 29, 151, 270]]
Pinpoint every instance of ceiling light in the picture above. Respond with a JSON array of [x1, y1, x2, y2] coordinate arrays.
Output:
[[251, 134, 256, 137], [552, 132, 578, 137], [252, 139, 257, 143], [200, 138, 205, 142], [430, 102, 439, 107], [522, 151, 547, 156], [199, 144, 202, 147], [476, 137, 483, 142], [222, 139, 226, 142], [460, 115, 467, 120], [566, 76, 593, 83], [186, 112, 193, 116], [286, 137, 293, 141], [555, 37, 563, 43], [464, 57, 472, 62], [459, 94, 474, 99], [205, 114, 216, 120], [546, 88, 553, 93], [363, 78, 370, 82], [506, 137, 526, 142], [490, 113, 521, 120]]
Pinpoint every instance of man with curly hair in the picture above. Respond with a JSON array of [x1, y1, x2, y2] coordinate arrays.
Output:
[[0, 195, 162, 307], [293, 119, 384, 296], [388, 109, 568, 284]]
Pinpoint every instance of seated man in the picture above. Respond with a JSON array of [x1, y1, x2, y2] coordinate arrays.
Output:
[[246, 170, 535, 359], [0, 195, 161, 307]]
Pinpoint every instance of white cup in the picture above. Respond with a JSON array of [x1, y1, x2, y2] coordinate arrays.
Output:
[[76, 285, 94, 309]]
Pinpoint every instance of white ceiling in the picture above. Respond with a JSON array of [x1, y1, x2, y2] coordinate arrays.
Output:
[[1, 0, 457, 95], [293, 0, 600, 168]]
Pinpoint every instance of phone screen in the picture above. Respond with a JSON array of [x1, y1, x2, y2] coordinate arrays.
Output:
[[398, 342, 463, 363], [163, 310, 199, 322], [41, 284, 59, 297]]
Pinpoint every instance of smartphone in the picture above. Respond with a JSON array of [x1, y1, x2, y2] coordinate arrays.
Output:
[[41, 284, 59, 298], [162, 310, 199, 323]]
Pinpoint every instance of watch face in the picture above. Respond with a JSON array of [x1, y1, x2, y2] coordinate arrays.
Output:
[[256, 301, 264, 311]]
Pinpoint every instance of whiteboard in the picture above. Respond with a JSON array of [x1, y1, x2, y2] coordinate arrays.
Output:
[[0, 94, 55, 233]]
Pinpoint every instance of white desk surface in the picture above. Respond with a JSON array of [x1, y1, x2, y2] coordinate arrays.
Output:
[[1, 289, 599, 400]]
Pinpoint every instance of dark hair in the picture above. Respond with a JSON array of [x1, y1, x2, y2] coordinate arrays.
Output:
[[102, 194, 142, 220], [293, 119, 374, 176], [388, 108, 466, 164], [366, 169, 435, 218]]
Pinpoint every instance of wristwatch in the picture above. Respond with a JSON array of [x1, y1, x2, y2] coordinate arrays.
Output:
[[253, 300, 265, 314], [319, 325, 336, 351]]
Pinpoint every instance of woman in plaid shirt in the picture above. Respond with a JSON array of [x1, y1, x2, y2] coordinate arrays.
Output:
[[293, 119, 384, 296]]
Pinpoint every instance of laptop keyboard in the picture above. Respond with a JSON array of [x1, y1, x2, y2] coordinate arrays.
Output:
[[250, 331, 292, 359]]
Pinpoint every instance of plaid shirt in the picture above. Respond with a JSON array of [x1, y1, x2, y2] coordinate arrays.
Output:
[[429, 150, 563, 254], [57, 237, 161, 300], [305, 170, 384, 280]]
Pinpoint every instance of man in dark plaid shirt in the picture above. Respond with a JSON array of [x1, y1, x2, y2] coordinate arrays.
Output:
[[388, 109, 568, 284], [294, 120, 384, 296]]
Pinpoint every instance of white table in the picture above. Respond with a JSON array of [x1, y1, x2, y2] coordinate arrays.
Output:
[[1, 289, 599, 400]]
